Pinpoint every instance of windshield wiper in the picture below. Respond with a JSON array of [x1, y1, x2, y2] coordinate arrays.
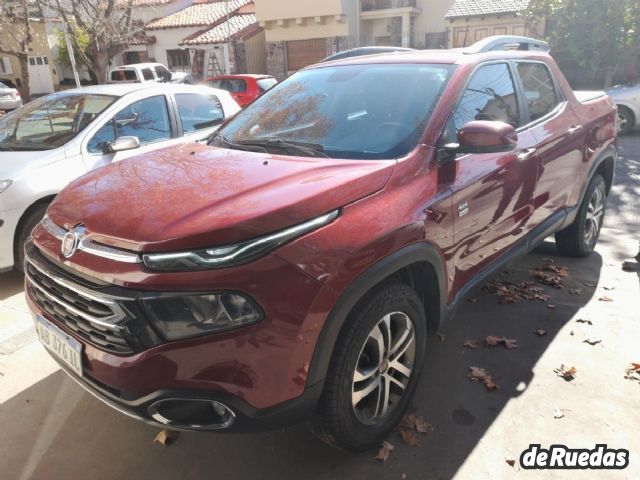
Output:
[[209, 132, 268, 153], [236, 137, 329, 158]]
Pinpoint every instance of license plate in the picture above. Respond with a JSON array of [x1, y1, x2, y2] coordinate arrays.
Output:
[[36, 316, 83, 377]]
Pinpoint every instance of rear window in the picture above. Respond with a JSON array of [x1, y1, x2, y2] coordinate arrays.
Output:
[[257, 78, 277, 93], [141, 68, 154, 81], [110, 69, 138, 82], [207, 78, 247, 93]]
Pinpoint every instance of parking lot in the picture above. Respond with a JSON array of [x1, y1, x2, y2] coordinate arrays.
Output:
[[1, 135, 638, 479]]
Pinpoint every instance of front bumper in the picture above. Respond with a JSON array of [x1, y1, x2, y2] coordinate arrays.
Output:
[[26, 229, 335, 430]]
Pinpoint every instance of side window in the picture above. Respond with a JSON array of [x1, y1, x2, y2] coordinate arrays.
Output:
[[453, 63, 520, 132], [517, 63, 559, 122], [87, 96, 171, 153], [175, 93, 224, 133], [141, 68, 154, 81], [154, 66, 172, 82]]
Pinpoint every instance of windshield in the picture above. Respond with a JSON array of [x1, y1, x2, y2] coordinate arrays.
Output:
[[0, 93, 116, 151], [213, 64, 453, 160]]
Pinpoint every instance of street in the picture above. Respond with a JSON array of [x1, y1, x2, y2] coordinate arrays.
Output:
[[0, 136, 638, 480]]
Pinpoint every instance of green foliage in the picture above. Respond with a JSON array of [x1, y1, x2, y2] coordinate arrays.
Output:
[[527, 0, 640, 87], [55, 26, 90, 69]]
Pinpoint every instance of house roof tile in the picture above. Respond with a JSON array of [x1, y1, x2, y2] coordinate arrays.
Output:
[[146, 0, 251, 29], [180, 13, 259, 45], [445, 0, 530, 19]]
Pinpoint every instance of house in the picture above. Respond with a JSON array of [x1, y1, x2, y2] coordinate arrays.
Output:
[[118, 0, 266, 80], [255, 0, 456, 79], [445, 0, 540, 48]]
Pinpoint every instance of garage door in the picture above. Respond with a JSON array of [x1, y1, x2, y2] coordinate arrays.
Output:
[[286, 39, 328, 71], [28, 56, 54, 95]]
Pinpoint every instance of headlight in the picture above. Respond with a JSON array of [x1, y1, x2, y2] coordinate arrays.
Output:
[[142, 209, 339, 272], [141, 292, 263, 340], [0, 179, 12, 193]]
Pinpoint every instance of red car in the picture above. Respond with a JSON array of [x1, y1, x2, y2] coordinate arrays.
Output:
[[26, 36, 616, 451], [202, 74, 277, 106]]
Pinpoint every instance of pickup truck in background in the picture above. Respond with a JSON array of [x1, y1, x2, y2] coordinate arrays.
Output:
[[108, 63, 191, 84], [26, 36, 617, 451]]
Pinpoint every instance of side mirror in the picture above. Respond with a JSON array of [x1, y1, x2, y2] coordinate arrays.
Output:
[[444, 120, 517, 156], [104, 136, 140, 154]]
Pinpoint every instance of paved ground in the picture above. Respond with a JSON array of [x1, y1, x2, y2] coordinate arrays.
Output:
[[1, 136, 639, 480]]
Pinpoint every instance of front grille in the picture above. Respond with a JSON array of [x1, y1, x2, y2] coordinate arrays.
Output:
[[25, 256, 134, 354]]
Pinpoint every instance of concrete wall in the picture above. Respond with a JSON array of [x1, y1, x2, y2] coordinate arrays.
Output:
[[255, 0, 344, 22]]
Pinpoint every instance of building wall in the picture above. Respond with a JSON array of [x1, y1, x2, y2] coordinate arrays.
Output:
[[447, 15, 531, 48], [260, 16, 348, 42], [255, 0, 344, 22], [243, 30, 267, 74]]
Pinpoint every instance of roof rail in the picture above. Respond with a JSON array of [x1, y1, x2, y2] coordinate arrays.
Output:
[[462, 35, 550, 54]]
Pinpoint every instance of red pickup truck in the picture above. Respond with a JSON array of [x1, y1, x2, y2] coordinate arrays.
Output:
[[26, 36, 616, 451]]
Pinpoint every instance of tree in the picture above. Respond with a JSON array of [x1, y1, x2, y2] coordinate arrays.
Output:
[[0, 0, 38, 101], [527, 0, 640, 88], [50, 0, 144, 83]]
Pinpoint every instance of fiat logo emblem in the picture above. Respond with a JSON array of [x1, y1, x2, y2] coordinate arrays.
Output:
[[61, 231, 80, 258]]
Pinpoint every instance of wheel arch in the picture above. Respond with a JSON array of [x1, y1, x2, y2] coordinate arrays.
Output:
[[306, 242, 447, 388], [13, 195, 55, 259]]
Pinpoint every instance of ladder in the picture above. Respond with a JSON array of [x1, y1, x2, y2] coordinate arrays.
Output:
[[206, 51, 224, 77]]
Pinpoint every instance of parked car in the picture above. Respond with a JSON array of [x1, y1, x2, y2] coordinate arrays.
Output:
[[27, 36, 616, 451], [606, 82, 640, 134], [0, 83, 239, 272], [202, 74, 277, 106], [108, 63, 191, 84], [321, 46, 416, 62], [0, 80, 22, 111]]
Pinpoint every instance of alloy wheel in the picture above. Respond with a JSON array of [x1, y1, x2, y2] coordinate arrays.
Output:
[[351, 311, 416, 425], [584, 186, 604, 246]]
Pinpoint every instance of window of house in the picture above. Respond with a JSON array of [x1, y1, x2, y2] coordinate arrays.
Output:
[[166, 49, 190, 71], [87, 96, 171, 153], [29, 58, 35, 66], [517, 62, 560, 122], [175, 93, 224, 133], [141, 68, 154, 81], [452, 63, 520, 132]]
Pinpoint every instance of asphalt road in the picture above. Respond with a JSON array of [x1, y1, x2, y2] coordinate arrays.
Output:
[[1, 135, 639, 480]]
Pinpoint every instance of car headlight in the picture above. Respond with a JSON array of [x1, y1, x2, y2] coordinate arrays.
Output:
[[0, 179, 12, 193], [142, 209, 339, 272], [141, 292, 263, 340]]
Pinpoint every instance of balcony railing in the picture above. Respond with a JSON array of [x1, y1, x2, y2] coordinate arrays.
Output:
[[361, 0, 417, 11]]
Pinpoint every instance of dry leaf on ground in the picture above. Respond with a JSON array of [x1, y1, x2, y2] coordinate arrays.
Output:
[[468, 366, 499, 390], [437, 334, 446, 343], [153, 429, 179, 446], [599, 295, 613, 302], [583, 339, 602, 346], [547, 304, 556, 309], [484, 335, 517, 349], [375, 441, 394, 462], [414, 416, 433, 434], [553, 409, 569, 419], [534, 329, 547, 336], [400, 429, 420, 447], [568, 288, 583, 295], [506, 459, 516, 467], [576, 319, 593, 325], [603, 286, 615, 291], [397, 413, 433, 435], [463, 339, 480, 349], [624, 364, 640, 383], [554, 365, 577, 381], [584, 281, 597, 287]]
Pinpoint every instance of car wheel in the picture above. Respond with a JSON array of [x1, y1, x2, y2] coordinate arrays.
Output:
[[310, 282, 426, 451], [555, 175, 606, 257], [14, 204, 49, 273], [617, 106, 634, 135]]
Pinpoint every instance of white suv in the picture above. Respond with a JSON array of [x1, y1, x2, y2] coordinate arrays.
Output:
[[0, 82, 239, 271], [108, 63, 190, 84]]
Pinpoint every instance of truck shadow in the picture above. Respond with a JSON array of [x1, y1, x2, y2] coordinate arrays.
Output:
[[0, 245, 602, 480]]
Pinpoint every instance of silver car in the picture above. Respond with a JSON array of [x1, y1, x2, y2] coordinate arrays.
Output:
[[606, 82, 640, 134], [0, 82, 240, 272], [0, 80, 22, 111]]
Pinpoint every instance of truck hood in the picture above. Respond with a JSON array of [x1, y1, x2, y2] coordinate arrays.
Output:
[[48, 143, 395, 252]]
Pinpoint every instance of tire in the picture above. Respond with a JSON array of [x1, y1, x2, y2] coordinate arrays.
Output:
[[617, 106, 634, 135], [555, 174, 606, 257], [14, 203, 49, 273], [310, 282, 427, 451]]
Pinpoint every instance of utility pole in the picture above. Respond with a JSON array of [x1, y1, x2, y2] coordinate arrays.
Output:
[[64, 25, 81, 88]]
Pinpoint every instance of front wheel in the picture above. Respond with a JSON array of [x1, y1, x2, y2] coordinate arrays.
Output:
[[617, 106, 634, 135], [14, 204, 49, 273], [310, 282, 426, 451], [555, 175, 606, 257]]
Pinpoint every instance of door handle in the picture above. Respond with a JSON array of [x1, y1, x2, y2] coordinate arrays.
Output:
[[517, 148, 537, 161], [568, 125, 584, 135]]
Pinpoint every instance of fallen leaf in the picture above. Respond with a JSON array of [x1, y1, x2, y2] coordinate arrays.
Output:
[[553, 409, 566, 419], [414, 416, 433, 434], [468, 366, 499, 390], [468, 297, 478, 303], [506, 459, 516, 467], [534, 329, 547, 336], [576, 319, 593, 325], [547, 304, 556, 309], [583, 339, 602, 346], [584, 281, 597, 287], [437, 333, 446, 343], [153, 429, 179, 446], [554, 365, 577, 381], [598, 296, 613, 302], [375, 441, 394, 462], [485, 335, 501, 347], [631, 363, 640, 371], [399, 429, 419, 447], [603, 286, 615, 291], [502, 337, 518, 350], [463, 339, 480, 349], [625, 364, 640, 383], [568, 288, 583, 295]]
